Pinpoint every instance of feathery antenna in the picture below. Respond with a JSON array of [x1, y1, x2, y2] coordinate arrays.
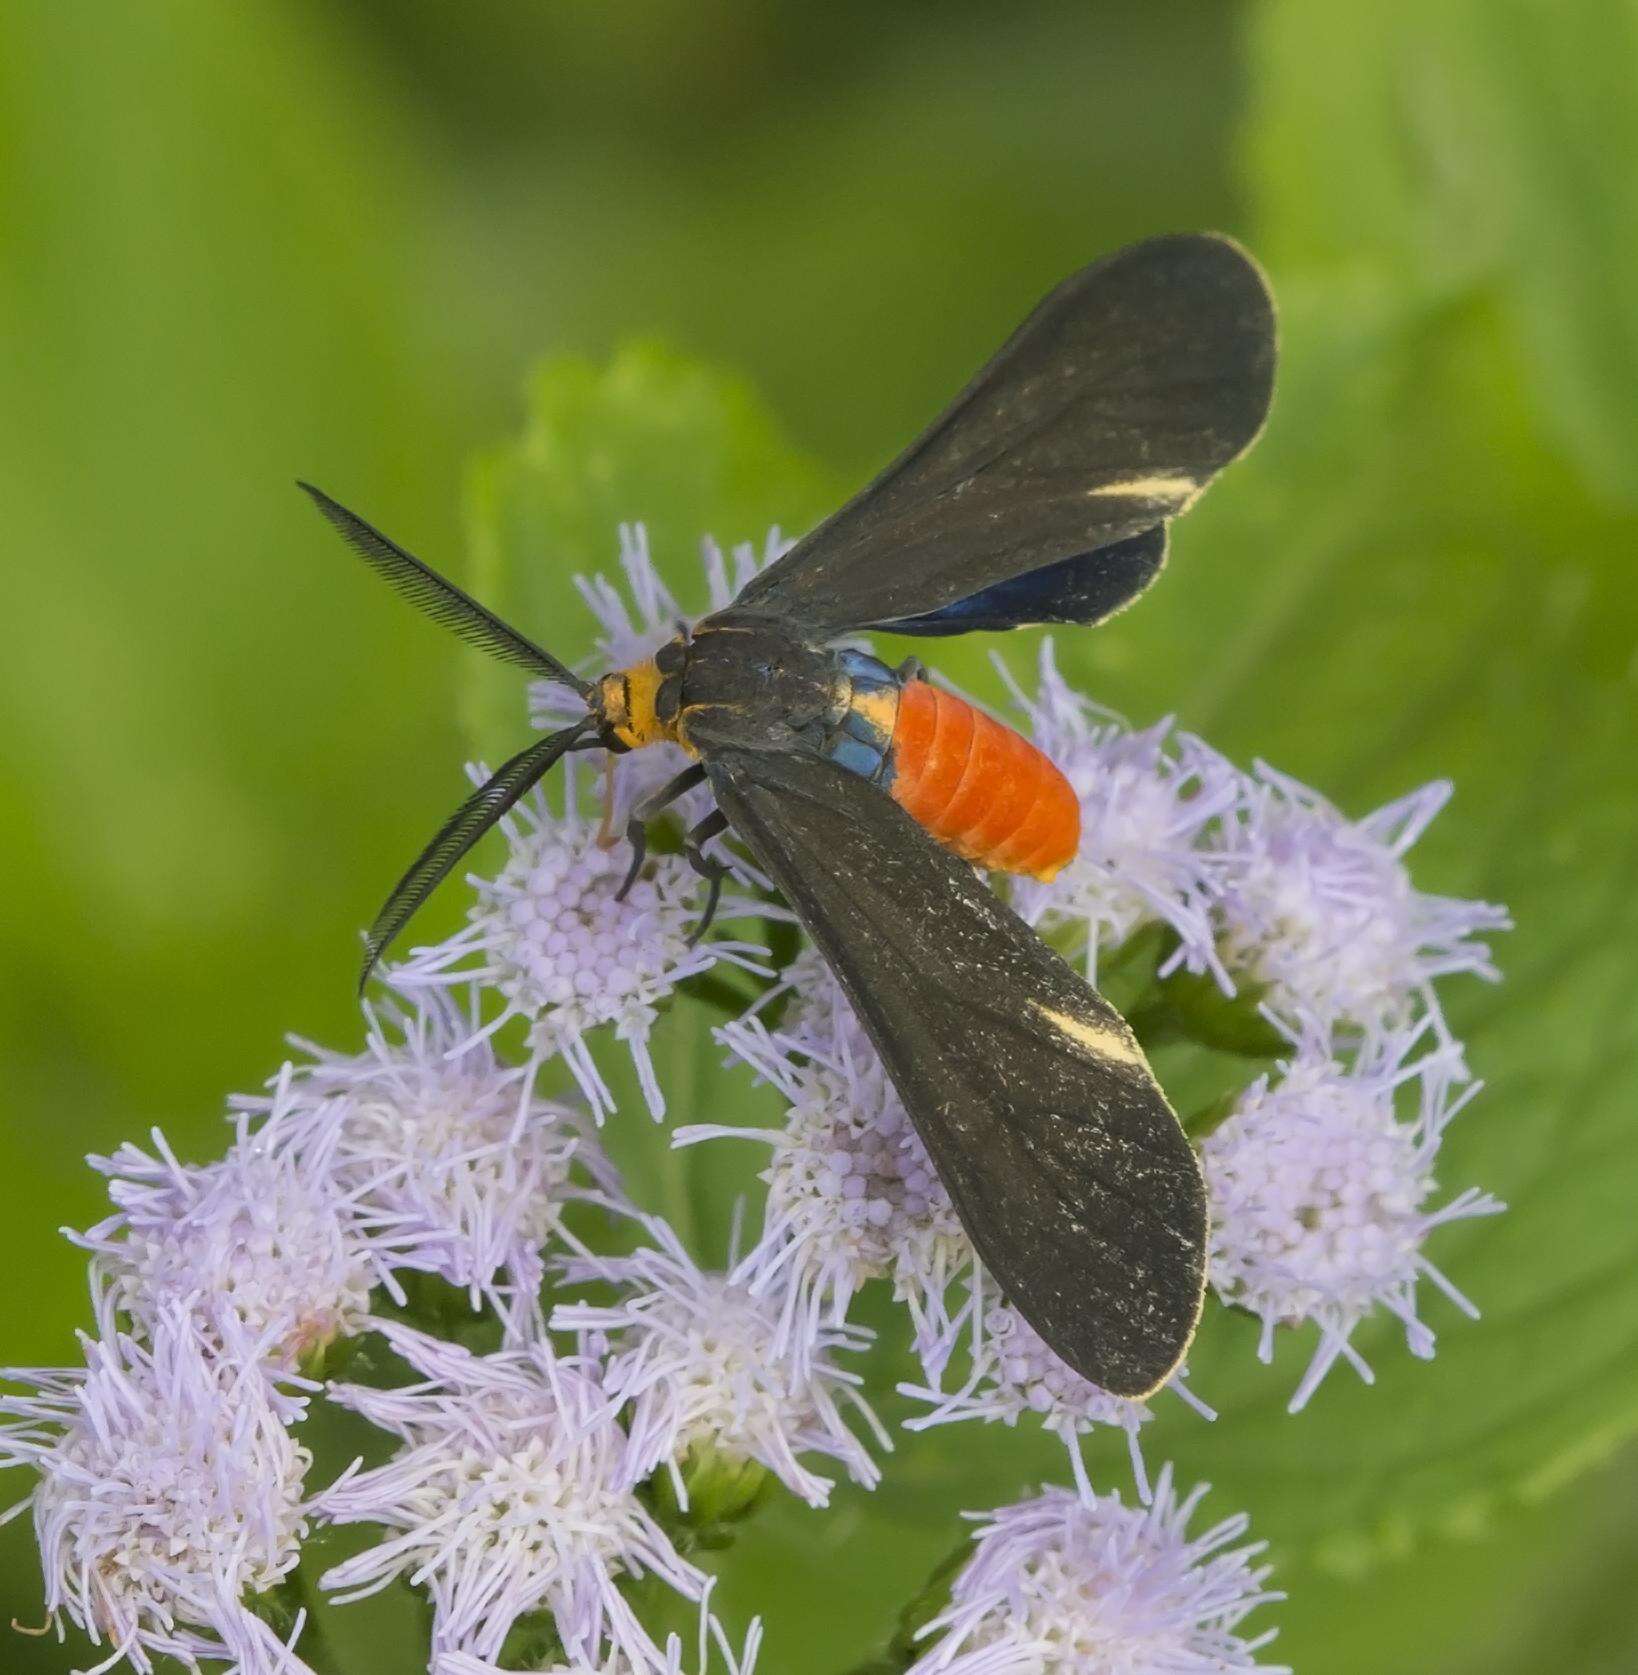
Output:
[[359, 719, 596, 991], [298, 481, 592, 698]]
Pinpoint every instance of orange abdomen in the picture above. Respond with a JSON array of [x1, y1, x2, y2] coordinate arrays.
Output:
[[888, 681, 1080, 880]]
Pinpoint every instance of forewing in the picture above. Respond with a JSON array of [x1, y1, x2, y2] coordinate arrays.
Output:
[[724, 233, 1273, 638], [701, 741, 1206, 1397]]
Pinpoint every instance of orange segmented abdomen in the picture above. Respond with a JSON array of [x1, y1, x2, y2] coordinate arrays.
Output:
[[888, 681, 1080, 881]]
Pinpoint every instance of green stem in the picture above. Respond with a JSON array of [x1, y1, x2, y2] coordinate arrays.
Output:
[[250, 1563, 340, 1675], [841, 1534, 973, 1674], [660, 1011, 702, 1254], [682, 970, 761, 1016]]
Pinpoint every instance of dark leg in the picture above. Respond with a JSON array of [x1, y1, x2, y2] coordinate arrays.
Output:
[[615, 818, 648, 901], [613, 761, 709, 902], [896, 655, 928, 682], [684, 809, 732, 946]]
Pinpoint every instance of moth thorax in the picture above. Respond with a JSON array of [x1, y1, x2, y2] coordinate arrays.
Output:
[[600, 659, 682, 752]]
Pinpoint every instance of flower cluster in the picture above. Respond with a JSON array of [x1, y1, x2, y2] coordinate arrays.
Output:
[[2, 522, 1511, 1675], [1004, 642, 1241, 986], [0, 1304, 316, 1675], [682, 979, 970, 1376], [249, 989, 620, 1309], [1007, 642, 1509, 1025], [999, 638, 1507, 1411], [909, 1469, 1285, 1674], [552, 1214, 887, 1510], [317, 1323, 705, 1671], [1202, 1021, 1502, 1411], [73, 1081, 394, 1371], [1209, 764, 1509, 1039], [388, 765, 768, 1120]]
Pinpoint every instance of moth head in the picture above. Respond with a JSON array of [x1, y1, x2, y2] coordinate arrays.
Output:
[[595, 636, 686, 752]]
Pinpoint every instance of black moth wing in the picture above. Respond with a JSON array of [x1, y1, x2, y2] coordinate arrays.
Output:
[[699, 738, 1207, 1398], [721, 233, 1274, 639], [874, 525, 1167, 637]]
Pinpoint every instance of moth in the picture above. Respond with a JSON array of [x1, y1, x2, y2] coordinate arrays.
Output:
[[302, 232, 1276, 1398]]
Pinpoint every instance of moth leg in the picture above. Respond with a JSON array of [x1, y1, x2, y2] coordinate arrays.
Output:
[[615, 820, 648, 901], [684, 809, 732, 946], [614, 761, 709, 902], [638, 762, 708, 818], [895, 655, 928, 682]]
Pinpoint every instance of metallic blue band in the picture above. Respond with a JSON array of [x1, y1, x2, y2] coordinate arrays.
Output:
[[824, 649, 901, 786]]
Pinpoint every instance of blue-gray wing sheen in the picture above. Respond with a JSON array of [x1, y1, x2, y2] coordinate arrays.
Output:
[[725, 232, 1274, 639], [700, 741, 1207, 1398]]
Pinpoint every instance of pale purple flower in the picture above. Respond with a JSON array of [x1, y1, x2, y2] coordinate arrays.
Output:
[[388, 765, 766, 1120], [909, 1469, 1285, 1675], [436, 1578, 761, 1675], [247, 989, 619, 1309], [900, 1287, 1213, 1504], [1208, 765, 1509, 1035], [316, 1321, 703, 1671], [1005, 642, 1241, 984], [1202, 1022, 1504, 1411], [552, 1214, 886, 1509], [0, 1304, 315, 1675], [680, 979, 969, 1373], [73, 1079, 398, 1369]]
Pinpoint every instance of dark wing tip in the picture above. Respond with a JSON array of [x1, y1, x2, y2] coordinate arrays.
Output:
[[1104, 1249, 1208, 1400]]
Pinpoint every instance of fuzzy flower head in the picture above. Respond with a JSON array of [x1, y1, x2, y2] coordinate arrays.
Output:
[[1006, 642, 1241, 984], [530, 523, 787, 824], [553, 1215, 886, 1510], [1203, 1023, 1504, 1411], [390, 767, 765, 1120], [911, 1470, 1285, 1675], [0, 1304, 315, 1675], [680, 964, 969, 1372], [74, 1086, 394, 1370], [1208, 765, 1509, 1034], [902, 1288, 1212, 1504], [251, 989, 618, 1307], [437, 1579, 761, 1675], [317, 1322, 704, 1672]]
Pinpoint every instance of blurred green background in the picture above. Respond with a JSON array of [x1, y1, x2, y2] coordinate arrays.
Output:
[[4, 2, 1637, 1671]]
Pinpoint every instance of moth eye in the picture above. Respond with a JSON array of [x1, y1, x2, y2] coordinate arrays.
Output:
[[655, 639, 687, 675]]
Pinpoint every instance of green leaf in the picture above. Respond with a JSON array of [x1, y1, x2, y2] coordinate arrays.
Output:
[[1051, 0, 1638, 1595], [1245, 0, 1638, 510]]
